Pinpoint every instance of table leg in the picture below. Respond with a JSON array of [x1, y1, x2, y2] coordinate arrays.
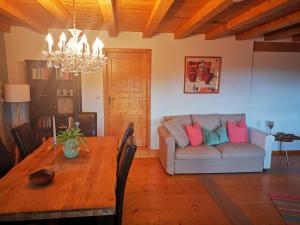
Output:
[[279, 141, 282, 159], [283, 142, 289, 166]]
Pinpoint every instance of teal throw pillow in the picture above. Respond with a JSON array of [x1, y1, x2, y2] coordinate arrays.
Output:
[[203, 128, 219, 146], [203, 125, 229, 146], [215, 124, 229, 144]]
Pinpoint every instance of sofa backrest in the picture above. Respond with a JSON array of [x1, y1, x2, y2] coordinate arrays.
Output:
[[219, 113, 246, 125], [162, 115, 192, 127], [162, 113, 246, 131], [192, 114, 220, 130]]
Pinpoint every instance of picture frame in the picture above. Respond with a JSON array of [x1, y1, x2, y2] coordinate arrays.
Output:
[[184, 56, 222, 94]]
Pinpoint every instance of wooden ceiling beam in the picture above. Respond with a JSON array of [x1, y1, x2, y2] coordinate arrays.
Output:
[[143, 0, 174, 38], [0, 20, 10, 33], [254, 41, 300, 52], [174, 0, 234, 39], [0, 0, 46, 33], [236, 10, 300, 40], [36, 0, 71, 23], [98, 0, 118, 37], [264, 25, 300, 41], [205, 0, 299, 40], [293, 34, 300, 42]]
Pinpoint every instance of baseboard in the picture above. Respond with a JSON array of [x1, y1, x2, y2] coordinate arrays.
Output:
[[135, 147, 158, 158], [272, 150, 300, 156]]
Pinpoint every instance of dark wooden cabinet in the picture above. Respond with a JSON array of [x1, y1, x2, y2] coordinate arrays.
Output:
[[26, 60, 81, 142]]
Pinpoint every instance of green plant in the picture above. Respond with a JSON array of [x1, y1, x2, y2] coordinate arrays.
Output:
[[57, 128, 87, 149]]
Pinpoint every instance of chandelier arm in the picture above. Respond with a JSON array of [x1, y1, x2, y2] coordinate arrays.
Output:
[[42, 0, 107, 75]]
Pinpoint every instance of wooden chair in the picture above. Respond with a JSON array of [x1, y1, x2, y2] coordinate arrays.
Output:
[[77, 112, 97, 136], [115, 135, 137, 225], [59, 136, 137, 225], [10, 123, 41, 160], [117, 122, 134, 166], [0, 138, 13, 178]]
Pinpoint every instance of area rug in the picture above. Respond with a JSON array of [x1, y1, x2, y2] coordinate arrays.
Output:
[[270, 193, 300, 225]]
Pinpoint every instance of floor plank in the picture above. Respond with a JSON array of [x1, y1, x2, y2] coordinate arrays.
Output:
[[122, 155, 300, 225]]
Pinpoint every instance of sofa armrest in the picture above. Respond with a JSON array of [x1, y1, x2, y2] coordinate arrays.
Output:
[[249, 127, 275, 169], [158, 126, 176, 175]]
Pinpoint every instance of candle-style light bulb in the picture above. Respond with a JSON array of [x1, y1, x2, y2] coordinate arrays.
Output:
[[60, 32, 66, 44], [98, 39, 104, 57], [46, 33, 53, 53], [93, 38, 99, 56], [81, 34, 87, 43], [58, 41, 62, 52]]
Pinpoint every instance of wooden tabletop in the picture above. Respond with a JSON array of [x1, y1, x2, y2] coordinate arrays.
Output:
[[0, 136, 118, 221], [274, 133, 300, 142]]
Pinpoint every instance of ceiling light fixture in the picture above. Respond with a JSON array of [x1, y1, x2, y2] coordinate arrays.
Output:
[[42, 0, 107, 75]]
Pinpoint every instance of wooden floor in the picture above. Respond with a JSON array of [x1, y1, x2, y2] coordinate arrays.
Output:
[[123, 154, 300, 225]]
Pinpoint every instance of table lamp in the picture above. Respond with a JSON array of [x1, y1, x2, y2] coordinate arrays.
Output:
[[4, 84, 30, 126]]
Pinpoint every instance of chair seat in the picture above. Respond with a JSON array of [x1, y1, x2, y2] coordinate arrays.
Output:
[[176, 145, 221, 160], [216, 143, 265, 159]]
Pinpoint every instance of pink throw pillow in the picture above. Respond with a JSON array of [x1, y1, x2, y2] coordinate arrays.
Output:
[[227, 119, 249, 143], [185, 122, 203, 146]]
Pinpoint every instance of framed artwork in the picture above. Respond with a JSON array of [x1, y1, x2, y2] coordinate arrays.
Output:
[[184, 56, 222, 93]]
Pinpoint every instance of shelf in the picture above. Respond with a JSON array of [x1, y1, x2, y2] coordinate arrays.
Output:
[[57, 95, 74, 97], [26, 60, 82, 143]]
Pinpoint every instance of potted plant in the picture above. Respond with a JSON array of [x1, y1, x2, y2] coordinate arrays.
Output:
[[57, 128, 87, 158]]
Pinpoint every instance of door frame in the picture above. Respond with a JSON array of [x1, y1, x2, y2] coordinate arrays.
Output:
[[103, 48, 152, 149]]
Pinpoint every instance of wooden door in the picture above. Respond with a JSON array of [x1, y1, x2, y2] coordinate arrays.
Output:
[[104, 49, 151, 147]]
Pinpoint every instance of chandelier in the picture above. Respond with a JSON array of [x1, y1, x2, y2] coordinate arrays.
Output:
[[42, 0, 107, 75]]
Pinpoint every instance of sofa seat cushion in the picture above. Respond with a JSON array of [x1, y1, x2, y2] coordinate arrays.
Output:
[[216, 143, 265, 159], [176, 145, 221, 160]]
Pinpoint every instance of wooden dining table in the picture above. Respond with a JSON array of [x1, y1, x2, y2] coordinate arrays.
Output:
[[0, 136, 118, 222]]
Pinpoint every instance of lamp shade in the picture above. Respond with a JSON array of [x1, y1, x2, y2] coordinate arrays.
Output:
[[4, 84, 30, 103]]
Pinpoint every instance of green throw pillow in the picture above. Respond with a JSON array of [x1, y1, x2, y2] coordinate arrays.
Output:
[[203, 125, 229, 146]]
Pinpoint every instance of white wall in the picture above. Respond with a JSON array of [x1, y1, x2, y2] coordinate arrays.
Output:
[[4, 26, 300, 150], [61, 29, 254, 148], [249, 52, 300, 150]]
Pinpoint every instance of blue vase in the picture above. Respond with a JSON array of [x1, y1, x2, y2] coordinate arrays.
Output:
[[63, 139, 80, 158]]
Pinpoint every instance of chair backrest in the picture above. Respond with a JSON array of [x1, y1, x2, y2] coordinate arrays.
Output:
[[0, 138, 13, 177], [117, 122, 134, 165], [115, 135, 136, 225], [77, 112, 97, 136], [10, 123, 40, 160]]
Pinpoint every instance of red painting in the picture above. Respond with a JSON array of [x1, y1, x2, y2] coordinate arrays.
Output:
[[184, 56, 221, 93]]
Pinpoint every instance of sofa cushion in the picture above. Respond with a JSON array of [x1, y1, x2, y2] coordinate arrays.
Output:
[[185, 122, 203, 146], [163, 115, 192, 126], [216, 143, 265, 159], [176, 145, 221, 160], [219, 113, 246, 125], [192, 114, 220, 131], [227, 119, 249, 143], [203, 125, 229, 146], [163, 118, 189, 148]]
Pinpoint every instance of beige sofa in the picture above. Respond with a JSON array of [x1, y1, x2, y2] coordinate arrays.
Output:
[[158, 114, 274, 175]]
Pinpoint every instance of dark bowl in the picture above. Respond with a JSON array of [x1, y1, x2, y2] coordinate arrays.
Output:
[[28, 169, 55, 185]]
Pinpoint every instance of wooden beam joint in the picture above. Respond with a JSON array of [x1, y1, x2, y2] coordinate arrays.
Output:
[[206, 0, 300, 40], [0, 0, 47, 34], [37, 0, 71, 23], [175, 0, 234, 39], [98, 0, 118, 37], [143, 0, 174, 38]]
